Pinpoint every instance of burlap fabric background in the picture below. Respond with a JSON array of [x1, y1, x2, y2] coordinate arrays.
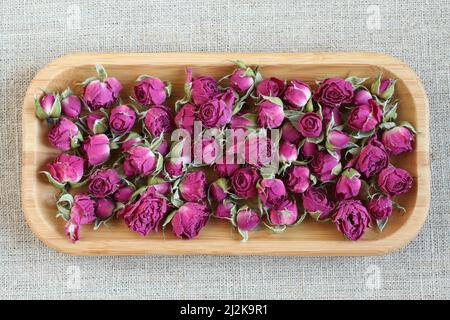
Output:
[[1, 0, 448, 299]]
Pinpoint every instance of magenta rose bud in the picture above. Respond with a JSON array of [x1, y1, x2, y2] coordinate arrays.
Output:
[[353, 89, 372, 106], [313, 77, 353, 107], [40, 93, 56, 114], [281, 122, 302, 144], [236, 207, 260, 231], [231, 167, 260, 199], [121, 132, 142, 152], [48, 117, 81, 151], [301, 141, 318, 158], [191, 75, 219, 105], [88, 168, 121, 198], [377, 166, 413, 196], [61, 95, 81, 118], [109, 105, 136, 135], [257, 178, 287, 209], [335, 169, 361, 200], [332, 200, 371, 241], [144, 105, 174, 136], [368, 195, 393, 220], [279, 139, 298, 163], [230, 113, 257, 129], [164, 158, 185, 178], [133, 76, 168, 106], [95, 198, 115, 219], [302, 187, 334, 220], [311, 151, 341, 182], [381, 126, 414, 155], [327, 130, 351, 150], [215, 156, 240, 178], [216, 199, 236, 219], [209, 178, 229, 202], [285, 165, 310, 194], [157, 139, 170, 157], [82, 134, 110, 166], [348, 100, 382, 132], [257, 99, 285, 128], [283, 80, 311, 109], [70, 193, 97, 225], [298, 112, 322, 138], [123, 145, 157, 177], [121, 190, 168, 236], [114, 186, 134, 203], [179, 171, 207, 202], [256, 77, 285, 97], [85, 114, 107, 134], [83, 77, 122, 110], [35, 92, 61, 120], [230, 68, 254, 93], [269, 197, 299, 226], [174, 103, 197, 134], [355, 138, 389, 178], [198, 98, 232, 128], [371, 76, 396, 100], [171, 202, 210, 239], [322, 105, 342, 126], [48, 153, 84, 184]]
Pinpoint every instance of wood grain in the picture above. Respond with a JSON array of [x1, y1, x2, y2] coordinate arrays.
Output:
[[21, 52, 430, 256]]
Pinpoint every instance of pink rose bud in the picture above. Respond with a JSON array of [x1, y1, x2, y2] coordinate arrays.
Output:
[[371, 75, 396, 100], [147, 180, 171, 196], [230, 68, 254, 93], [179, 171, 207, 202], [82, 134, 110, 166], [355, 138, 389, 178], [121, 132, 142, 152], [281, 122, 302, 144], [256, 77, 285, 97], [285, 165, 310, 194], [48, 153, 84, 184], [377, 166, 413, 196], [283, 80, 311, 109], [88, 168, 121, 198], [322, 105, 342, 126], [193, 138, 219, 165], [114, 186, 134, 203], [298, 112, 322, 138], [311, 151, 341, 182], [215, 88, 237, 110], [230, 113, 257, 129], [85, 114, 108, 134], [95, 198, 115, 219], [83, 77, 122, 110], [109, 105, 136, 135], [215, 199, 236, 219], [144, 105, 174, 136], [368, 195, 393, 220], [172, 202, 210, 239], [64, 221, 80, 243], [230, 167, 260, 199], [279, 139, 298, 163], [121, 190, 168, 236], [35, 92, 61, 119], [198, 98, 232, 128], [313, 78, 353, 108], [191, 75, 219, 105], [174, 103, 197, 134], [348, 100, 382, 132], [123, 145, 157, 177], [48, 117, 82, 151], [257, 99, 285, 129], [327, 130, 351, 150], [302, 187, 334, 220], [301, 141, 318, 158], [269, 197, 298, 226], [164, 158, 185, 178], [236, 207, 260, 231], [332, 200, 371, 241], [257, 178, 287, 209], [381, 126, 414, 155], [61, 95, 81, 118], [133, 76, 168, 106], [70, 193, 97, 225], [215, 156, 240, 178], [209, 178, 229, 202], [157, 139, 170, 157], [353, 89, 372, 106], [335, 169, 361, 200]]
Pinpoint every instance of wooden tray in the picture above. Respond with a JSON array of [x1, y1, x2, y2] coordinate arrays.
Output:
[[22, 52, 430, 256]]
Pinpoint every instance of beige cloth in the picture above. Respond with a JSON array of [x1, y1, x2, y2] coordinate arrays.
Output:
[[0, 0, 449, 299]]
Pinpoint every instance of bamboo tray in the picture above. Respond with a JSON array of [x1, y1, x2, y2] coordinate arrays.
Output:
[[22, 52, 430, 256]]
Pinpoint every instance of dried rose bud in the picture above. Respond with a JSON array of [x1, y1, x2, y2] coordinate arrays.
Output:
[[48, 117, 82, 151], [371, 75, 396, 100], [353, 89, 372, 106], [174, 103, 197, 134], [114, 186, 134, 203], [368, 195, 393, 220], [123, 145, 157, 177], [298, 112, 322, 138], [209, 178, 229, 202], [133, 76, 169, 106], [257, 178, 287, 209], [310, 151, 341, 182], [335, 169, 361, 200], [215, 156, 240, 178], [83, 65, 122, 110], [327, 130, 351, 150], [284, 165, 310, 194], [198, 98, 232, 128], [109, 105, 136, 135], [377, 166, 413, 196], [348, 100, 382, 132], [171, 202, 210, 239], [230, 68, 254, 93], [215, 199, 236, 219], [35, 92, 61, 120], [230, 113, 257, 129], [179, 171, 207, 202], [355, 138, 388, 179], [191, 75, 219, 105], [82, 134, 110, 166], [144, 105, 174, 136], [61, 94, 81, 119], [85, 114, 108, 134], [381, 126, 414, 155], [302, 187, 334, 221], [281, 122, 302, 144], [269, 197, 298, 226], [120, 132, 142, 152], [332, 200, 371, 241], [279, 139, 298, 163], [257, 98, 285, 129], [283, 80, 311, 109], [88, 168, 121, 198], [236, 207, 260, 231], [95, 198, 115, 219], [48, 153, 84, 185], [230, 167, 260, 199], [164, 158, 185, 178], [301, 141, 318, 158], [313, 78, 353, 108], [256, 77, 285, 97], [69, 193, 97, 225]]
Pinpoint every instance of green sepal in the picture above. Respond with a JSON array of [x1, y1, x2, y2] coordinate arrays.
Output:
[[41, 171, 65, 190], [162, 210, 178, 229], [95, 64, 108, 82], [49, 94, 62, 118], [56, 193, 73, 221], [261, 95, 283, 107], [376, 218, 388, 232], [399, 121, 417, 134], [342, 168, 360, 179]]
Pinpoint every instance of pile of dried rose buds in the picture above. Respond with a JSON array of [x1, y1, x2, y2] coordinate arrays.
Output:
[[36, 61, 415, 243]]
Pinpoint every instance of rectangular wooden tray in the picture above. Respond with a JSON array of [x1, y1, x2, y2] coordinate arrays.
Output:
[[22, 52, 430, 256]]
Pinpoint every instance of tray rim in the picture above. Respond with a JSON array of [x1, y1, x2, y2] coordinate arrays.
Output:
[[21, 52, 430, 256]]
